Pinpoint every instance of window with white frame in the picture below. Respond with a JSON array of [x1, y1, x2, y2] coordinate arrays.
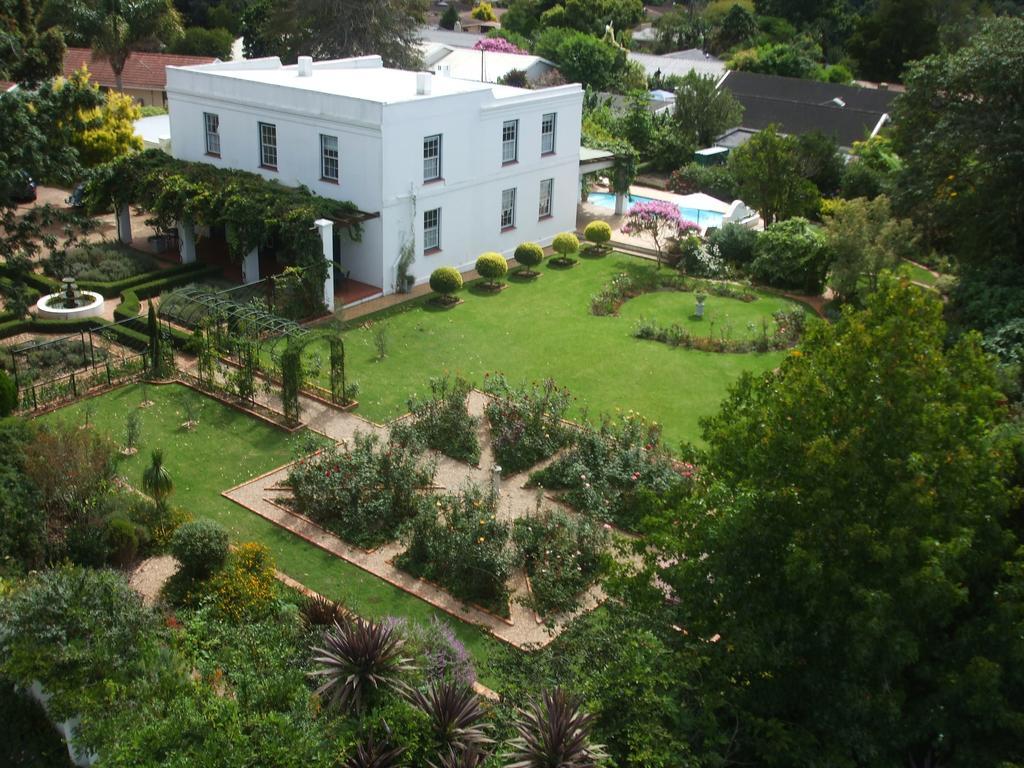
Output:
[[500, 187, 516, 229], [501, 119, 518, 163], [424, 207, 441, 251], [204, 112, 220, 156], [258, 122, 277, 169], [423, 134, 441, 181], [320, 134, 339, 181], [541, 113, 556, 154], [539, 178, 553, 218]]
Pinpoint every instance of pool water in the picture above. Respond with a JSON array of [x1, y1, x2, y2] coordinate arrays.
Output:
[[587, 191, 725, 229]]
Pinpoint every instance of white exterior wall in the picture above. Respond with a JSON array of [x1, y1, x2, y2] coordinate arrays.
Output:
[[166, 59, 582, 296]]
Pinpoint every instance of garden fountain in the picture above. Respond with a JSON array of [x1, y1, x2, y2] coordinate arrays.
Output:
[[35, 277, 104, 319]]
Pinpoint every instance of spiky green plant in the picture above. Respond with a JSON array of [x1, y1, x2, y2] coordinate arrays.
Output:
[[429, 747, 489, 768], [506, 689, 607, 768], [300, 593, 347, 628], [142, 449, 173, 508], [405, 680, 491, 753], [310, 618, 414, 713], [341, 730, 405, 768]]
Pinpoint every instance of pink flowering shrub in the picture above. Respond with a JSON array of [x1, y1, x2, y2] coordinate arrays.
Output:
[[474, 38, 528, 55], [620, 199, 699, 267]]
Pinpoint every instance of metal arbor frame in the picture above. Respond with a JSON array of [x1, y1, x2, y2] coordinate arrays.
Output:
[[159, 284, 308, 342]]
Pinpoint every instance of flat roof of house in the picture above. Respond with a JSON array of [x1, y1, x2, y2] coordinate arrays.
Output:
[[418, 44, 555, 83], [416, 27, 486, 49], [170, 56, 537, 103], [64, 47, 217, 90], [627, 51, 726, 80]]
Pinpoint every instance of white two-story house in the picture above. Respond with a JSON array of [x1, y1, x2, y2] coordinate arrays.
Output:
[[165, 55, 584, 299]]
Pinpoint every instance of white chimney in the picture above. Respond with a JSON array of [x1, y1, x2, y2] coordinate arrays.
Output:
[[416, 72, 432, 95], [297, 56, 313, 77]]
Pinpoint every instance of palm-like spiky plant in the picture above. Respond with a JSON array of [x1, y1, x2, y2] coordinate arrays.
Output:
[[405, 680, 491, 753], [341, 730, 405, 768], [506, 689, 607, 768], [300, 593, 348, 628], [142, 448, 173, 508], [309, 618, 414, 713], [429, 746, 489, 768]]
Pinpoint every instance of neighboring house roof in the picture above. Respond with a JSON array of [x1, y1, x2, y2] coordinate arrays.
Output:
[[0, 80, 17, 93], [627, 50, 726, 80], [595, 90, 673, 116], [418, 43, 556, 84], [719, 70, 897, 148], [134, 114, 171, 150], [631, 26, 658, 42], [416, 27, 486, 49], [63, 47, 217, 91]]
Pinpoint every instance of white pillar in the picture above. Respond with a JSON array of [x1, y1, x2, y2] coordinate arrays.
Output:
[[614, 192, 626, 215], [116, 204, 133, 244], [315, 218, 335, 313], [178, 219, 196, 264], [242, 247, 259, 284]]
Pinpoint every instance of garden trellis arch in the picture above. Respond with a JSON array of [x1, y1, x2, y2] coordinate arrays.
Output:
[[159, 284, 309, 342]]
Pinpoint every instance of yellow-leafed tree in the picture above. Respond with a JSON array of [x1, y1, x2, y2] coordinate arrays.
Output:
[[69, 67, 143, 167]]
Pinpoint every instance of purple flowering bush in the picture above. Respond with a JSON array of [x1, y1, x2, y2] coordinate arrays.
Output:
[[388, 616, 477, 687], [620, 200, 699, 268], [474, 37, 528, 55]]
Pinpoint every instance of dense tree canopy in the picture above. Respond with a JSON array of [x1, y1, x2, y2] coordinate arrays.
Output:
[[649, 277, 1024, 767], [0, 0, 65, 84], [892, 16, 1024, 266], [671, 71, 744, 147], [728, 125, 820, 225], [246, 0, 427, 69]]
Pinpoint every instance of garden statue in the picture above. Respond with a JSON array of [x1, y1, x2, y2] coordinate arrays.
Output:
[[695, 291, 707, 319]]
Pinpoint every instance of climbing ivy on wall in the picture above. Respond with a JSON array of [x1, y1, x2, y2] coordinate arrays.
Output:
[[84, 150, 364, 291]]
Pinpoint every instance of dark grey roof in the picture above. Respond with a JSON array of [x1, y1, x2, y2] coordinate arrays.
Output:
[[719, 70, 897, 148]]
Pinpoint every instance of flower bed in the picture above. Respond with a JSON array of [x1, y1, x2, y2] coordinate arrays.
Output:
[[590, 269, 758, 317], [513, 509, 608, 617], [531, 412, 691, 532], [397, 484, 513, 617], [633, 309, 805, 353], [44, 242, 159, 283], [392, 374, 480, 465], [287, 432, 434, 550], [482, 374, 573, 475]]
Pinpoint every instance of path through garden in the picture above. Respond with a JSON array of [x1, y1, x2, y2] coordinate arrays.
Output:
[[215, 376, 611, 649]]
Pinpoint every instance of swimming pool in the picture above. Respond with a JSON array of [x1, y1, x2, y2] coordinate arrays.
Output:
[[587, 191, 725, 229]]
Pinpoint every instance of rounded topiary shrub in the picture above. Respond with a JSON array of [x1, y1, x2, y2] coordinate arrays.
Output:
[[0, 370, 16, 417], [583, 221, 612, 255], [551, 232, 580, 265], [171, 519, 229, 578], [429, 267, 464, 304], [514, 242, 544, 277], [475, 252, 508, 288]]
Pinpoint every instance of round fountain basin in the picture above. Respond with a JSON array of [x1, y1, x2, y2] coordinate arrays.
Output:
[[35, 290, 105, 319]]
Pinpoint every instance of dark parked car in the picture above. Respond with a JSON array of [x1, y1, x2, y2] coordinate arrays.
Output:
[[7, 172, 37, 203]]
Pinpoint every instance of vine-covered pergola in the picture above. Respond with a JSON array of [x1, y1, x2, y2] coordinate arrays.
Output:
[[84, 150, 378, 311]]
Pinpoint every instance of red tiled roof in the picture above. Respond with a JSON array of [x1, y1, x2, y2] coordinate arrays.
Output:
[[0, 81, 16, 92], [62, 47, 217, 91]]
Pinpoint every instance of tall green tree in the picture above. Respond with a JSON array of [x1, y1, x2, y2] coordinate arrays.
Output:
[[824, 195, 918, 304], [727, 125, 819, 225], [892, 16, 1024, 265], [256, 0, 427, 70], [671, 71, 743, 147], [650, 277, 1024, 766], [57, 0, 183, 91]]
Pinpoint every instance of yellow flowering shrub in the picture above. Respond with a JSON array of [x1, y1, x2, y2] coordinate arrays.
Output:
[[206, 542, 279, 622]]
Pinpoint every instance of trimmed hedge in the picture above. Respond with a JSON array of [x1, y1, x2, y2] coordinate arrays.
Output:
[[77, 261, 213, 298], [429, 267, 463, 299], [475, 252, 508, 285]]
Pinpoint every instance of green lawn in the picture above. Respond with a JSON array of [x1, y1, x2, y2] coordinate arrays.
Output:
[[902, 259, 939, 287], [289, 255, 791, 448], [41, 383, 505, 684], [618, 289, 797, 341]]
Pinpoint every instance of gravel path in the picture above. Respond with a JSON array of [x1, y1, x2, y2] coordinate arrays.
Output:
[[128, 554, 179, 605]]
